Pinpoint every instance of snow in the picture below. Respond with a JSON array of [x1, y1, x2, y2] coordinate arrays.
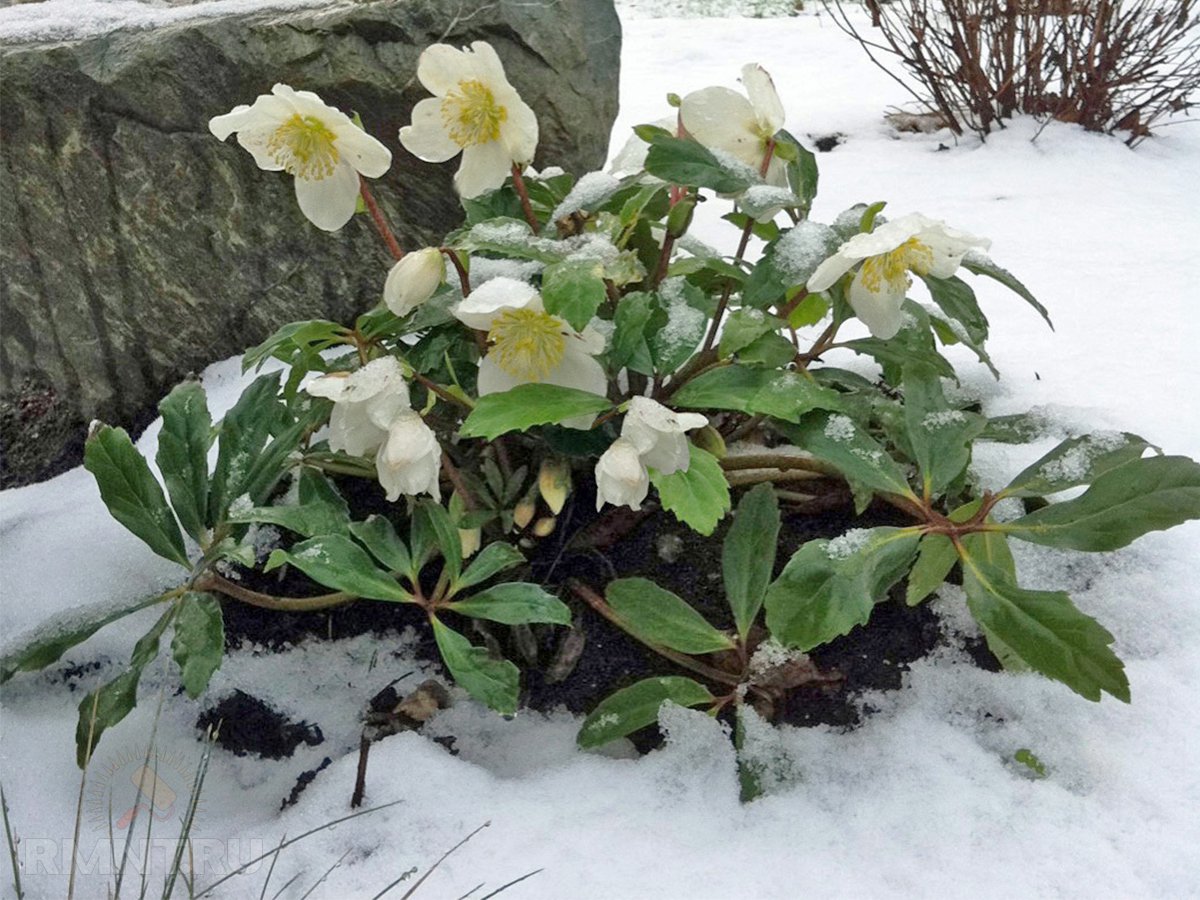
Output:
[[823, 413, 856, 441], [550, 172, 622, 223], [3, 7, 1200, 899]]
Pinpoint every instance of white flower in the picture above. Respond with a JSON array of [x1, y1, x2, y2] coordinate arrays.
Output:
[[306, 357, 410, 457], [453, 277, 607, 429], [384, 248, 446, 317], [209, 84, 391, 232], [377, 409, 441, 501], [680, 63, 787, 186], [399, 41, 538, 199], [621, 397, 707, 476], [807, 213, 991, 340], [595, 438, 650, 511]]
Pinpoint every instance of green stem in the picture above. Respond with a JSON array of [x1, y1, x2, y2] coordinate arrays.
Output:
[[196, 573, 355, 613]]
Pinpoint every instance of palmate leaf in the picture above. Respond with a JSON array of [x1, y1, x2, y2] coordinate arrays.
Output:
[[650, 445, 731, 536], [431, 618, 519, 714], [723, 484, 781, 638], [84, 425, 189, 568], [577, 676, 716, 749], [961, 556, 1127, 702], [155, 381, 212, 543], [459, 384, 612, 440], [606, 578, 734, 654]]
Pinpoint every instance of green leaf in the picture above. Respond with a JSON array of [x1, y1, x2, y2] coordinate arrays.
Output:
[[415, 499, 462, 584], [980, 411, 1050, 444], [460, 384, 612, 440], [456, 217, 560, 263], [431, 618, 519, 714], [541, 259, 607, 332], [209, 374, 282, 522], [961, 557, 1127, 702], [649, 281, 709, 374], [242, 320, 345, 373], [266, 535, 412, 602], [75, 605, 175, 767], [923, 275, 988, 345], [237, 402, 325, 512], [1001, 455, 1200, 551], [672, 365, 842, 424], [723, 484, 781, 638], [781, 411, 917, 502], [155, 381, 212, 543], [902, 364, 986, 497], [349, 515, 413, 577], [905, 534, 957, 606], [788, 292, 829, 329], [170, 592, 224, 699], [960, 254, 1053, 330], [718, 310, 784, 359], [226, 471, 351, 539], [644, 136, 754, 193], [607, 578, 735, 654], [449, 582, 571, 626], [84, 425, 189, 568], [455, 542, 526, 591], [1000, 432, 1155, 498], [1, 592, 171, 683], [778, 129, 818, 212], [577, 676, 716, 749], [610, 291, 664, 374], [840, 337, 956, 381], [739, 331, 796, 368], [743, 221, 841, 309], [650, 444, 731, 536], [765, 527, 921, 651]]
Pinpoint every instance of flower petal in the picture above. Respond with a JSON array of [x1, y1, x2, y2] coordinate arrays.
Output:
[[469, 41, 510, 85], [742, 63, 785, 134], [454, 139, 513, 198], [501, 98, 539, 167], [806, 252, 857, 293], [399, 97, 462, 163], [545, 344, 608, 429], [680, 86, 760, 167], [417, 44, 471, 97], [454, 276, 540, 330], [595, 438, 650, 511], [336, 124, 392, 179], [848, 267, 908, 339], [293, 160, 360, 232]]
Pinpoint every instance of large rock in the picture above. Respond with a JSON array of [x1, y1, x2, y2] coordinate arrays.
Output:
[[0, 0, 621, 486]]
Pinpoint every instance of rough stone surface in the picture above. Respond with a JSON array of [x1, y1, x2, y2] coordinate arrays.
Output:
[[0, 0, 621, 486]]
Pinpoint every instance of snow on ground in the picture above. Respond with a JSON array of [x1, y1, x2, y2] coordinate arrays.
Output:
[[3, 7, 1200, 899]]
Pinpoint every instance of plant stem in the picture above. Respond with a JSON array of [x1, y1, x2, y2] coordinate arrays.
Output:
[[650, 232, 676, 289], [568, 580, 741, 687], [510, 164, 540, 235], [439, 247, 471, 297], [440, 451, 478, 512], [413, 373, 473, 410], [701, 220, 755, 353], [719, 453, 840, 476], [359, 177, 404, 261], [197, 573, 354, 612]]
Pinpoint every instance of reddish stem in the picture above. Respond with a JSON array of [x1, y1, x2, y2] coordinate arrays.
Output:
[[510, 164, 541, 235], [358, 177, 404, 261]]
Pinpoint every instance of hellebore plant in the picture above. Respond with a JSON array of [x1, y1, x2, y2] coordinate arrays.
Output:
[[6, 41, 1200, 779]]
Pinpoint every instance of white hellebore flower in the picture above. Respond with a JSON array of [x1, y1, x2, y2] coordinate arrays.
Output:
[[621, 397, 707, 476], [306, 357, 410, 457], [399, 41, 538, 199], [595, 438, 650, 512], [209, 84, 391, 232], [377, 409, 442, 502], [453, 277, 607, 429], [680, 63, 787, 186], [384, 247, 446, 317], [807, 213, 991, 340]]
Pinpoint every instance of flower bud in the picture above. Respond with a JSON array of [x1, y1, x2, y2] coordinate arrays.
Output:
[[383, 247, 445, 317], [459, 527, 481, 558], [538, 458, 572, 515], [594, 438, 650, 512], [532, 516, 557, 538]]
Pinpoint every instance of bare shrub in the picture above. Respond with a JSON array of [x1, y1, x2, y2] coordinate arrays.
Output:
[[828, 0, 1200, 144]]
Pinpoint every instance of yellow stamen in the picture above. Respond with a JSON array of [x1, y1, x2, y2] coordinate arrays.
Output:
[[267, 114, 340, 180], [488, 308, 566, 381], [441, 79, 507, 148], [859, 237, 934, 294]]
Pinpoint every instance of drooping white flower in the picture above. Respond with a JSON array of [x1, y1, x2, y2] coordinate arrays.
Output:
[[621, 397, 707, 476], [680, 63, 787, 186], [384, 247, 446, 317], [595, 438, 650, 511], [806, 213, 991, 340], [306, 357, 410, 457], [453, 277, 607, 429], [399, 41, 538, 199], [376, 409, 441, 501], [209, 84, 392, 232]]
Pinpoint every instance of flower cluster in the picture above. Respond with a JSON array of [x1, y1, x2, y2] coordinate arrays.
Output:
[[595, 398, 707, 511]]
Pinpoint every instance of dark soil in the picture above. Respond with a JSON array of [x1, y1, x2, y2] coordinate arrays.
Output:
[[212, 473, 993, 759], [196, 689, 324, 759]]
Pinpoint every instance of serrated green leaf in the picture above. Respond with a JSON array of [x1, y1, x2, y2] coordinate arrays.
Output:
[[739, 331, 797, 368], [644, 136, 754, 193], [961, 556, 1127, 702], [1000, 432, 1155, 498], [460, 384, 612, 440], [577, 676, 716, 748], [1001, 455, 1200, 551], [765, 527, 920, 650], [723, 484, 781, 638], [171, 592, 224, 698], [431, 618, 519, 714], [672, 365, 841, 424], [781, 411, 917, 502], [242, 320, 345, 373], [961, 254, 1052, 329], [903, 364, 986, 497], [156, 381, 212, 543], [226, 472, 350, 538], [541, 259, 608, 332], [349, 515, 412, 577], [449, 582, 570, 626], [84, 425, 189, 568], [266, 535, 412, 602], [607, 578, 735, 654], [720, 311, 785, 360], [650, 444, 731, 535], [455, 542, 526, 592]]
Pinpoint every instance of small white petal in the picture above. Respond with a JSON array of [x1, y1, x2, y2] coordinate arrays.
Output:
[[384, 248, 446, 317], [806, 252, 858, 293], [416, 44, 471, 97], [848, 268, 908, 339], [454, 139, 513, 199], [595, 438, 650, 511], [544, 344, 609, 429], [305, 371, 351, 401], [454, 277, 540, 330], [622, 397, 706, 475], [501, 98, 539, 167], [741, 63, 785, 134], [336, 124, 392, 179], [293, 160, 360, 232], [208, 103, 256, 141], [377, 410, 442, 501], [468, 41, 510, 85], [399, 97, 462, 163]]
